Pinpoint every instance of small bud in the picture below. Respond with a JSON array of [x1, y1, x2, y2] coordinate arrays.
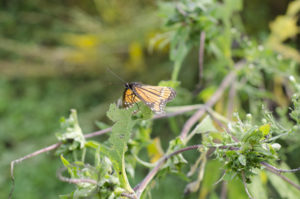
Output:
[[258, 45, 264, 51], [289, 76, 296, 83], [228, 123, 233, 131], [233, 112, 239, 118], [262, 119, 267, 124], [246, 114, 252, 120], [271, 143, 281, 151]]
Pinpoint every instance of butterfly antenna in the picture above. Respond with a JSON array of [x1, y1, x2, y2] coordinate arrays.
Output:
[[106, 67, 126, 83]]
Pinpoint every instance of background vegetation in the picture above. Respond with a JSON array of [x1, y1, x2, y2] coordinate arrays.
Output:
[[1, 0, 300, 198]]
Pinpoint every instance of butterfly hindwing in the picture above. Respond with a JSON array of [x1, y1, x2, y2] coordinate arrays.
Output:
[[122, 87, 140, 108]]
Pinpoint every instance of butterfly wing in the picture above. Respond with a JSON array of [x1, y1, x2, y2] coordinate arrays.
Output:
[[123, 87, 141, 108], [132, 84, 176, 113]]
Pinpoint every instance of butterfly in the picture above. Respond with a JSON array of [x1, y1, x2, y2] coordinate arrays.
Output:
[[122, 82, 176, 114]]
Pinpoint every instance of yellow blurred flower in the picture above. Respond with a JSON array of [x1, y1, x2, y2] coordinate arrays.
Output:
[[147, 137, 164, 163], [63, 34, 100, 49], [125, 41, 145, 71], [269, 16, 299, 42]]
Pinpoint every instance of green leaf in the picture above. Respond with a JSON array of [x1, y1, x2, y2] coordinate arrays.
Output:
[[56, 109, 85, 152], [159, 80, 180, 89], [193, 115, 218, 134], [105, 103, 138, 192], [60, 155, 71, 167], [259, 124, 271, 136], [248, 171, 268, 199], [238, 154, 246, 166], [95, 121, 110, 130], [84, 141, 100, 149]]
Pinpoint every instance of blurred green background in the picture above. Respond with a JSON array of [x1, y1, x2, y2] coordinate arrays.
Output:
[[0, 0, 298, 198]]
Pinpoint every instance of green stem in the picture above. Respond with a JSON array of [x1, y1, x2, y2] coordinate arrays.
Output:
[[172, 61, 182, 81]]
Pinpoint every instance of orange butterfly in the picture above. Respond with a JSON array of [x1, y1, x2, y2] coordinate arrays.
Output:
[[123, 82, 176, 114]]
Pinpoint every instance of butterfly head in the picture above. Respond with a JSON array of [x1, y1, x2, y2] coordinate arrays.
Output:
[[125, 82, 140, 90]]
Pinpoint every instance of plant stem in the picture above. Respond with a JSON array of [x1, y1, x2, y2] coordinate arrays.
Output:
[[241, 171, 253, 199], [261, 162, 300, 173], [180, 60, 245, 141], [264, 166, 300, 191], [134, 145, 201, 198]]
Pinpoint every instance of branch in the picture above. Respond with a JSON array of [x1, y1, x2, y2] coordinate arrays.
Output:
[[180, 60, 245, 141], [206, 109, 239, 142], [57, 167, 97, 185], [227, 80, 236, 119], [9, 103, 206, 189], [84, 127, 112, 138], [241, 171, 253, 199], [10, 128, 112, 180], [220, 181, 227, 199], [10, 142, 62, 180], [264, 166, 300, 191], [10, 103, 204, 179], [134, 145, 201, 198], [261, 162, 300, 173], [198, 31, 205, 85], [57, 167, 137, 199], [133, 143, 239, 198]]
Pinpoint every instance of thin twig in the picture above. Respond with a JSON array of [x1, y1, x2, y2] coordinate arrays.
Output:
[[133, 144, 239, 198], [84, 127, 112, 138], [10, 142, 62, 179], [198, 31, 205, 85], [9, 103, 209, 198], [241, 171, 253, 199], [57, 167, 137, 199], [9, 104, 205, 180], [207, 109, 239, 142], [134, 145, 201, 198], [154, 105, 204, 119], [57, 167, 97, 185], [180, 60, 245, 141], [220, 181, 227, 199], [227, 80, 236, 119], [10, 104, 204, 172], [121, 192, 137, 199], [261, 162, 300, 173], [264, 166, 300, 190], [213, 171, 226, 186], [10, 128, 112, 180]]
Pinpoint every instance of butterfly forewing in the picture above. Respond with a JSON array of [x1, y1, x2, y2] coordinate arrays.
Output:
[[132, 84, 176, 113]]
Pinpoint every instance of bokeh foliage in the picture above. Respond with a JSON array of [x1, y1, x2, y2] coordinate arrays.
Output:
[[1, 0, 300, 198]]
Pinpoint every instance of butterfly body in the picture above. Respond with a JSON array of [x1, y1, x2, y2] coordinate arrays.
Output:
[[123, 82, 176, 114]]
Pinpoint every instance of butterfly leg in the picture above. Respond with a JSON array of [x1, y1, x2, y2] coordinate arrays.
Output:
[[132, 94, 140, 113]]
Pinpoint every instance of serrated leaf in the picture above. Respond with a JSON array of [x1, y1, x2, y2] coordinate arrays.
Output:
[[105, 103, 136, 192], [192, 115, 218, 134]]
